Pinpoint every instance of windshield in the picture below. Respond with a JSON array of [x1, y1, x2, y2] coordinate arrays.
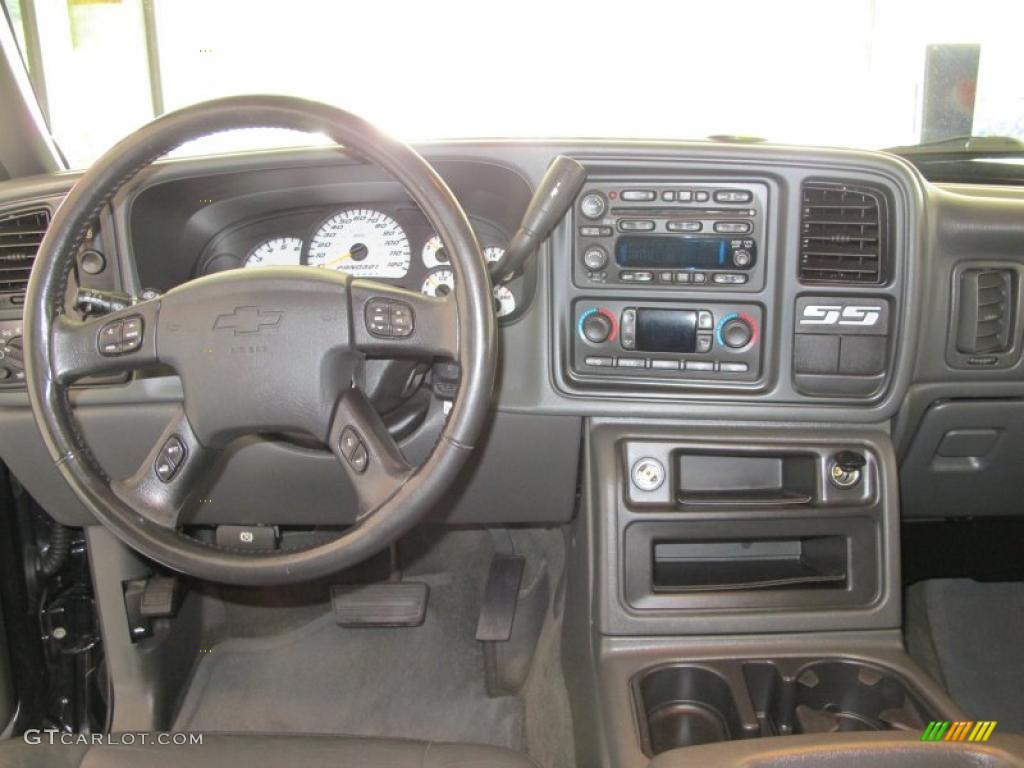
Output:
[[3, 0, 1023, 168]]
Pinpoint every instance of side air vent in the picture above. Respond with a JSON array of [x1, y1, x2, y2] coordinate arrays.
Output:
[[956, 268, 1013, 354], [0, 207, 50, 297], [799, 182, 886, 284]]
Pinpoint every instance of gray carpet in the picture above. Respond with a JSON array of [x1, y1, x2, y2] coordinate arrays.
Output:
[[911, 579, 1024, 732], [174, 531, 525, 750]]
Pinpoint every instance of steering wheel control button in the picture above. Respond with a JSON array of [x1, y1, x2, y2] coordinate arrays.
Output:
[[389, 302, 414, 337], [154, 435, 186, 483], [97, 315, 144, 356], [121, 317, 144, 351], [349, 443, 369, 474], [339, 427, 361, 457], [364, 298, 415, 338], [365, 299, 391, 336], [98, 321, 122, 355], [339, 426, 369, 473], [631, 457, 666, 492]]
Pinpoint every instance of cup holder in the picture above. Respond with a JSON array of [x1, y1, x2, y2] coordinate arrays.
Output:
[[635, 665, 749, 754], [635, 658, 938, 757], [744, 660, 932, 736]]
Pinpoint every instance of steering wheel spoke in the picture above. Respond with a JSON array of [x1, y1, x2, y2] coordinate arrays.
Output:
[[329, 387, 413, 519], [52, 299, 161, 384], [350, 280, 458, 361], [111, 406, 218, 529]]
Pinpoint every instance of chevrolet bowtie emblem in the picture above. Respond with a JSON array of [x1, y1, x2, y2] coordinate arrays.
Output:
[[213, 306, 283, 335]]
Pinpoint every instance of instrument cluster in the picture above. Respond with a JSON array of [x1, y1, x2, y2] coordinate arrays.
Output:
[[199, 205, 520, 319]]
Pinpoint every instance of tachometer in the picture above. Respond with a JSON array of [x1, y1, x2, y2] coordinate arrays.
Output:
[[245, 237, 304, 268], [307, 209, 411, 278]]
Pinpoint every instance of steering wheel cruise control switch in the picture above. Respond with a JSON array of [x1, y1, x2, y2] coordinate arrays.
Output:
[[829, 451, 866, 489]]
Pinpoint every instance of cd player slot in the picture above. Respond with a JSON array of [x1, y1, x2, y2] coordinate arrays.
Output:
[[610, 207, 754, 217]]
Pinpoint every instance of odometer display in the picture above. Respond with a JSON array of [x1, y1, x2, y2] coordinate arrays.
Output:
[[307, 209, 411, 278]]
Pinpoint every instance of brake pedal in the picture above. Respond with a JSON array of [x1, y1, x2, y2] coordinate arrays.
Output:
[[331, 582, 428, 627]]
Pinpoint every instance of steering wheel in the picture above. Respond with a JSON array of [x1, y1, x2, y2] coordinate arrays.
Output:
[[23, 96, 496, 585]]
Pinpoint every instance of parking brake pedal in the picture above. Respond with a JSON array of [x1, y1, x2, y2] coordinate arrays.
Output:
[[331, 582, 429, 627]]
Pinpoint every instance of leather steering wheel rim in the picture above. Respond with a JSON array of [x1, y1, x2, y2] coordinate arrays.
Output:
[[23, 95, 496, 586]]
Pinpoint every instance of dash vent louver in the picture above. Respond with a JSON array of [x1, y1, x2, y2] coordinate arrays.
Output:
[[956, 268, 1013, 354], [0, 207, 50, 296], [799, 182, 886, 284]]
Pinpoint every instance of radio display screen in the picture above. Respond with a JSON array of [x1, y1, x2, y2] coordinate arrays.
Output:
[[636, 309, 696, 353], [616, 236, 731, 270]]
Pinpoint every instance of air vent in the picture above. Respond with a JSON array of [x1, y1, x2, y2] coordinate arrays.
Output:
[[799, 182, 885, 284], [956, 268, 1013, 354], [0, 207, 50, 297]]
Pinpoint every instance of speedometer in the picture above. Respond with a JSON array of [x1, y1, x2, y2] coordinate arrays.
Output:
[[307, 209, 411, 278]]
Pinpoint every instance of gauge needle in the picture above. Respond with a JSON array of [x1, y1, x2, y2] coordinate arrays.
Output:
[[320, 250, 352, 268]]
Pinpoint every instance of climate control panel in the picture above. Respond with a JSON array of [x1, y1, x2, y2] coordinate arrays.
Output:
[[571, 300, 762, 382]]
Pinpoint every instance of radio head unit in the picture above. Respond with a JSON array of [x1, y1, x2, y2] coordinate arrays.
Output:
[[574, 181, 768, 291]]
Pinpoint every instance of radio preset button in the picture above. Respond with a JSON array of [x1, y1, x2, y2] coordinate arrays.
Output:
[[715, 190, 753, 203], [715, 221, 753, 234], [676, 190, 693, 202], [621, 190, 656, 201], [620, 270, 653, 282], [674, 271, 691, 283], [666, 220, 702, 232], [691, 272, 708, 284], [651, 359, 680, 370], [584, 356, 614, 367], [713, 273, 749, 284], [658, 271, 674, 283], [580, 193, 607, 219], [697, 311, 714, 330], [582, 245, 609, 271], [579, 225, 612, 237], [619, 219, 655, 232], [661, 190, 676, 202], [616, 357, 647, 368], [694, 191, 710, 202], [720, 362, 750, 373]]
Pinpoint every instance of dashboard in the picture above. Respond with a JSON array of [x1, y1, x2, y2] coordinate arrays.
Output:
[[1, 140, 1024, 531]]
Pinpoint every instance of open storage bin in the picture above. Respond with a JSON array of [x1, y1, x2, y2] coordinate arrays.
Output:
[[634, 658, 936, 757], [652, 536, 847, 592]]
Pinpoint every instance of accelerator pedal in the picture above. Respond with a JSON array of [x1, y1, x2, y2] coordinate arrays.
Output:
[[331, 582, 429, 628]]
